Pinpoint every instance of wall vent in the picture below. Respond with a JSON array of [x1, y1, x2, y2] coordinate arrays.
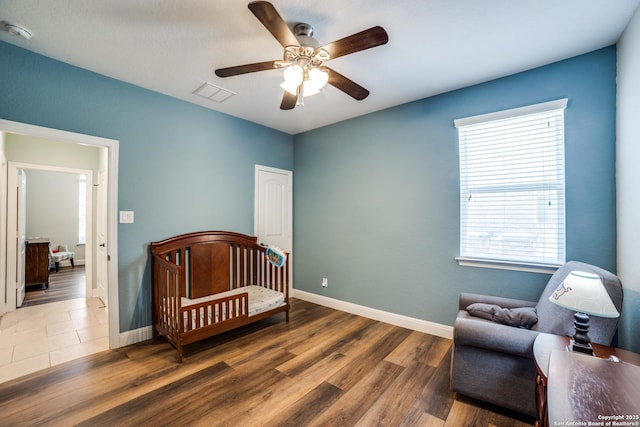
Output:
[[193, 82, 235, 103]]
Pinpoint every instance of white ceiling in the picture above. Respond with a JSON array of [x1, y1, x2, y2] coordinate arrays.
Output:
[[1, 1, 639, 135]]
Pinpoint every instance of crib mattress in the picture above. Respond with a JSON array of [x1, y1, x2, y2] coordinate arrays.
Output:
[[181, 285, 284, 321]]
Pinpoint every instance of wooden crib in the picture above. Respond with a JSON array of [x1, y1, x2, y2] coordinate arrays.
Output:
[[150, 230, 289, 362]]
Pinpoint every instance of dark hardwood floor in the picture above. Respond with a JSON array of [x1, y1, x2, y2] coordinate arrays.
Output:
[[22, 266, 85, 306], [0, 298, 535, 426]]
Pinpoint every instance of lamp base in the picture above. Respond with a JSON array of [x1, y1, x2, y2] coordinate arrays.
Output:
[[569, 312, 595, 356], [567, 338, 594, 355]]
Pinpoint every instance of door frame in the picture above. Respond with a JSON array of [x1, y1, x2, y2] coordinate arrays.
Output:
[[16, 168, 26, 308], [7, 163, 94, 301], [0, 150, 6, 315], [95, 169, 108, 304], [0, 119, 120, 349]]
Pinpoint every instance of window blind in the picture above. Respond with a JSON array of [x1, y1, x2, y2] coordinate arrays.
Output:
[[455, 99, 567, 267]]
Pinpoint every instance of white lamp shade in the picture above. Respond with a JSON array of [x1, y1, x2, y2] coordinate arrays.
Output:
[[280, 80, 299, 96], [548, 271, 619, 318], [281, 66, 328, 98], [283, 65, 303, 85], [307, 68, 329, 90], [301, 85, 319, 96]]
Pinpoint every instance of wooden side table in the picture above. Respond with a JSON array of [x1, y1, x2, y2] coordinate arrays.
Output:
[[533, 333, 640, 427], [547, 350, 640, 425]]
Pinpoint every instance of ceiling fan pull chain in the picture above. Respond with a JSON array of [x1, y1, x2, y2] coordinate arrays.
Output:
[[297, 84, 304, 106]]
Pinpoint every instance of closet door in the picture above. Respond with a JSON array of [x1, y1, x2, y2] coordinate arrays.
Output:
[[255, 165, 292, 291], [254, 165, 292, 252]]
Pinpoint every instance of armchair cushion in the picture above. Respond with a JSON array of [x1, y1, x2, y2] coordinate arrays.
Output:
[[454, 310, 539, 357], [466, 303, 538, 329], [458, 292, 537, 311]]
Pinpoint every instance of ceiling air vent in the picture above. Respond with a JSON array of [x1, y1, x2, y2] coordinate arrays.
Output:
[[193, 82, 235, 103]]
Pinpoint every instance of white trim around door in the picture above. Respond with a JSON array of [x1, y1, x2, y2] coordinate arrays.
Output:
[[0, 119, 121, 349]]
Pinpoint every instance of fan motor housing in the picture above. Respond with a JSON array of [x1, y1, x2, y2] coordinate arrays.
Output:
[[293, 22, 320, 48], [293, 22, 313, 37]]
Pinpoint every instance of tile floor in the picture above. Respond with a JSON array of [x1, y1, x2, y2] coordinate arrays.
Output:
[[0, 297, 109, 384]]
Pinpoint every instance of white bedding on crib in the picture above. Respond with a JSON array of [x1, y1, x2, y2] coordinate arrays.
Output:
[[180, 285, 284, 329]]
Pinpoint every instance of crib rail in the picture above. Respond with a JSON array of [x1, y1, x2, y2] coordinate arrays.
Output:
[[152, 254, 184, 344], [181, 293, 249, 339]]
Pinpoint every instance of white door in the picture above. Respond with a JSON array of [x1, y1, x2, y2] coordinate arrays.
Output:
[[95, 170, 108, 305], [16, 169, 27, 307], [255, 165, 292, 252]]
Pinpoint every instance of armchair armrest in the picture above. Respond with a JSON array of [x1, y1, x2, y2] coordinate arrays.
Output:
[[454, 312, 539, 357], [458, 292, 537, 311]]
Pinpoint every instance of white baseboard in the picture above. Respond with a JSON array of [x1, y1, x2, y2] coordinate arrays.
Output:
[[292, 289, 453, 340], [118, 325, 153, 347]]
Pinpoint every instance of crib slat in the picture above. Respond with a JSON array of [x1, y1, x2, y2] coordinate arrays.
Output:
[[239, 244, 245, 288]]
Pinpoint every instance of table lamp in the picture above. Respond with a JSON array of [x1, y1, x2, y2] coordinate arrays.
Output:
[[548, 270, 619, 355]]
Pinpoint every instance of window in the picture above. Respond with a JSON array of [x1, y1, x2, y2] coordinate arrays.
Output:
[[78, 174, 87, 245], [455, 99, 567, 271]]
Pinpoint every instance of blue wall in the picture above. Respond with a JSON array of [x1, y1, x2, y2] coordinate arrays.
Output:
[[1, 41, 623, 345], [293, 47, 618, 326], [0, 42, 294, 331]]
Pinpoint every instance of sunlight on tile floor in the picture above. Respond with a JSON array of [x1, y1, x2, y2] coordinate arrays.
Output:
[[0, 297, 108, 384]]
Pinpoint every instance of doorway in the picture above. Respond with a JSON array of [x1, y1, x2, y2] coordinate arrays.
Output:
[[10, 165, 95, 305], [0, 119, 119, 350]]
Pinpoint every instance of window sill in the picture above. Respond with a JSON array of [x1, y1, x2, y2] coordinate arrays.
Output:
[[456, 257, 561, 274]]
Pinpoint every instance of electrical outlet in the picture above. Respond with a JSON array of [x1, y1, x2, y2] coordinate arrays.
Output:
[[322, 278, 328, 288]]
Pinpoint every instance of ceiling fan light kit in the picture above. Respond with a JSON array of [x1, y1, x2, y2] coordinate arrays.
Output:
[[276, 43, 330, 105], [280, 63, 328, 93], [214, 1, 388, 110]]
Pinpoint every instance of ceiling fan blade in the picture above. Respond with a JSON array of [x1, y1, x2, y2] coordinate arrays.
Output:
[[215, 61, 276, 77], [248, 1, 300, 48], [326, 67, 370, 100], [280, 91, 297, 110], [320, 26, 388, 60]]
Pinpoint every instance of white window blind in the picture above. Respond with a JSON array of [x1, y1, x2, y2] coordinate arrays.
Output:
[[455, 99, 567, 268]]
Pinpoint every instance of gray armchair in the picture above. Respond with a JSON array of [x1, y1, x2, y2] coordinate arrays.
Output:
[[450, 261, 623, 416]]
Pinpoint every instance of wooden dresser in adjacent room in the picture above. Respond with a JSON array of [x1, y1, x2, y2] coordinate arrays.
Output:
[[25, 238, 50, 289]]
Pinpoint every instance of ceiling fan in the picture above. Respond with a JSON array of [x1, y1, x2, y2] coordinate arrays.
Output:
[[214, 1, 389, 110]]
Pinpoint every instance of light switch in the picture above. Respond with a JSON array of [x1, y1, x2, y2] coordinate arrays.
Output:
[[119, 211, 134, 223]]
